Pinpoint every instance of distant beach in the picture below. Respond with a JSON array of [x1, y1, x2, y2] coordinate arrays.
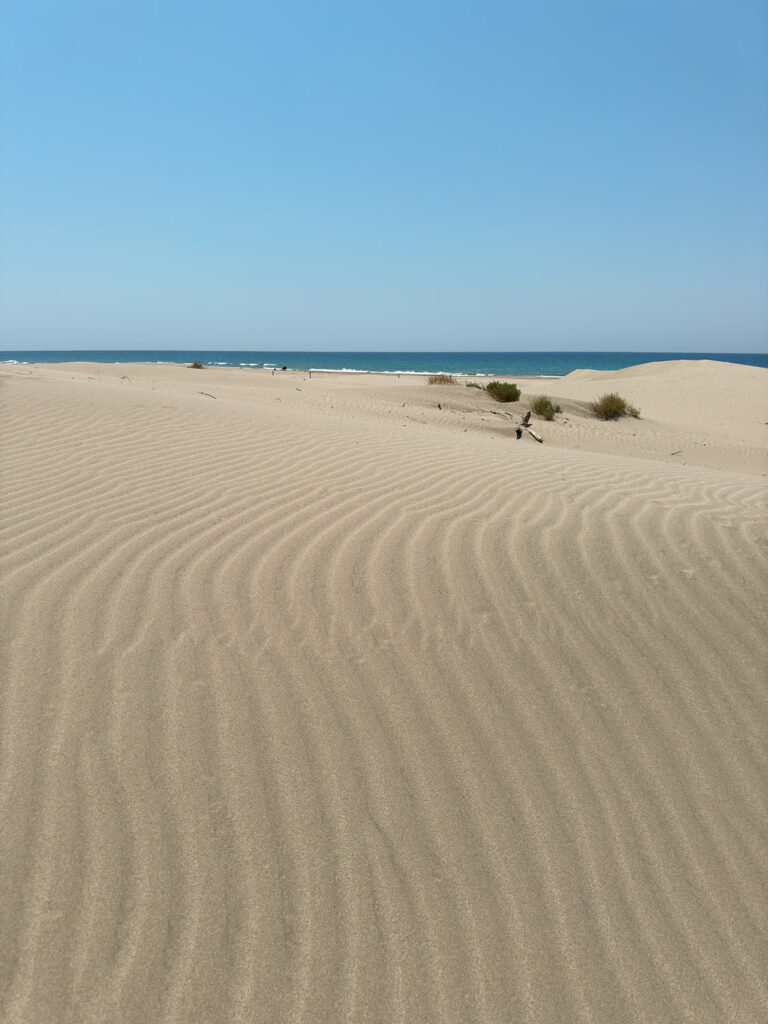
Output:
[[2, 348, 767, 377]]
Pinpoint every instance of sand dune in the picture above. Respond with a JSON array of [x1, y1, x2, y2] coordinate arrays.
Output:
[[1, 360, 767, 1023]]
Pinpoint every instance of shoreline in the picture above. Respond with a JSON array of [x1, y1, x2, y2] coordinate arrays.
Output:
[[2, 349, 767, 378]]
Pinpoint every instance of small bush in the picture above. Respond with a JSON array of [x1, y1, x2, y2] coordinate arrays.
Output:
[[189, 360, 205, 369], [428, 374, 457, 385], [531, 395, 561, 420], [486, 380, 520, 402], [465, 381, 483, 389], [590, 392, 639, 420]]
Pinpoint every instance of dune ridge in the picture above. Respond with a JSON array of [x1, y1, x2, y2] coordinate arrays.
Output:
[[1, 362, 767, 1023]]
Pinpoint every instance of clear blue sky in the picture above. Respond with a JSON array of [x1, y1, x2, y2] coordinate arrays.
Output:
[[1, 0, 766, 351]]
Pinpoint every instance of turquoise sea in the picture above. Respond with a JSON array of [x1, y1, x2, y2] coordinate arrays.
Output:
[[1, 350, 766, 376]]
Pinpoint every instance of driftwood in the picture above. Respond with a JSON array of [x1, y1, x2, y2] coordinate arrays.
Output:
[[500, 409, 542, 442], [512, 409, 543, 442], [199, 392, 216, 399], [514, 410, 542, 441]]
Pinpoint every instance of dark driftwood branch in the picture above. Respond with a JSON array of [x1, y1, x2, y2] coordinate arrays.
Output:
[[509, 409, 543, 442]]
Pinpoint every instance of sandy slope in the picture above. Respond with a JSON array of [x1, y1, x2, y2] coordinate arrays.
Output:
[[1, 360, 767, 1023]]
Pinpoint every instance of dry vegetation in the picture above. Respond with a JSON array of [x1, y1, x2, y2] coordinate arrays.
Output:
[[590, 393, 640, 419], [531, 395, 561, 420], [486, 381, 520, 402]]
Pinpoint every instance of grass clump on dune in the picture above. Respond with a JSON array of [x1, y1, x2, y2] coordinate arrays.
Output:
[[465, 381, 483, 389], [531, 395, 561, 420], [428, 374, 457, 385], [189, 360, 205, 369], [590, 393, 640, 420], [486, 381, 520, 402]]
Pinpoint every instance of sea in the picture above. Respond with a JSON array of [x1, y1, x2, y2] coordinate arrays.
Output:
[[1, 350, 766, 377]]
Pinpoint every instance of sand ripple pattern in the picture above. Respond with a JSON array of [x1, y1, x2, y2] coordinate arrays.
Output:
[[1, 373, 767, 1024]]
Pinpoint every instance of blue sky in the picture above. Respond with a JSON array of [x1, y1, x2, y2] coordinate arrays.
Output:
[[1, 0, 766, 351]]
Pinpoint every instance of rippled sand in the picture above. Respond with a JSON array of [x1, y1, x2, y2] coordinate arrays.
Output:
[[1, 359, 767, 1023]]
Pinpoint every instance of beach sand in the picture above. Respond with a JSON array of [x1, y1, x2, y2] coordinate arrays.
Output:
[[1, 358, 766, 1023]]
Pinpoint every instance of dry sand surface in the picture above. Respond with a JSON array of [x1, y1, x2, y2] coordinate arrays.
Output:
[[1, 358, 767, 1023]]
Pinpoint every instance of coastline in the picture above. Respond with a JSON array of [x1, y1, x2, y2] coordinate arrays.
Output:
[[2, 348, 767, 378]]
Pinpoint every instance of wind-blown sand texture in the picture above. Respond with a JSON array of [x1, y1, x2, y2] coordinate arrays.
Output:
[[1, 358, 767, 1023]]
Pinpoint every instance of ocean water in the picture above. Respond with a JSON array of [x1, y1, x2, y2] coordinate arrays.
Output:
[[1, 350, 766, 377]]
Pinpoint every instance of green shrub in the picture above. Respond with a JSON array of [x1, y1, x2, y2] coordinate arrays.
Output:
[[531, 395, 561, 420], [428, 373, 457, 385], [189, 360, 205, 369], [465, 381, 483, 389], [590, 392, 639, 420], [486, 380, 520, 402]]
